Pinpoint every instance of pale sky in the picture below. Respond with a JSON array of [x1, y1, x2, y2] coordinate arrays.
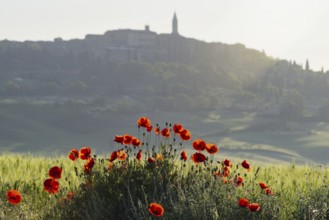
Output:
[[1, 0, 328, 71]]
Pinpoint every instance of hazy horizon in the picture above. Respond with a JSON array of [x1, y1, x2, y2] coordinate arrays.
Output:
[[1, 0, 329, 71]]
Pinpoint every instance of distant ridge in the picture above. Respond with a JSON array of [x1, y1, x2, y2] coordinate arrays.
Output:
[[0, 12, 273, 73]]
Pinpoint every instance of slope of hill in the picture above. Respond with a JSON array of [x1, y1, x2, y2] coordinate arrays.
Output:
[[1, 30, 329, 163]]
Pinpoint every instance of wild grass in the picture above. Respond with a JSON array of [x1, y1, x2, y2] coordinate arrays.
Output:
[[1, 153, 328, 219], [0, 153, 81, 219]]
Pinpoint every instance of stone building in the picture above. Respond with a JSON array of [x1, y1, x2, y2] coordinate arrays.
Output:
[[82, 13, 201, 64]]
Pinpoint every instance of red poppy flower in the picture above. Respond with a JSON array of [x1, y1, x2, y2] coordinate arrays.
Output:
[[79, 146, 91, 160], [173, 123, 184, 134], [117, 150, 127, 161], [180, 129, 191, 141], [136, 150, 142, 161], [148, 203, 164, 217], [84, 158, 95, 174], [238, 198, 249, 208], [191, 152, 207, 164], [68, 149, 79, 161], [148, 157, 156, 163], [192, 139, 206, 151], [205, 143, 219, 154], [223, 166, 230, 177], [223, 159, 233, 168], [132, 137, 141, 147], [180, 150, 188, 161], [6, 190, 22, 205], [137, 117, 152, 128], [161, 128, 170, 138], [248, 203, 261, 212], [147, 125, 153, 132], [265, 188, 274, 195], [110, 151, 118, 162], [48, 166, 62, 179], [234, 176, 244, 187], [154, 127, 160, 135], [241, 160, 251, 171], [44, 178, 60, 194], [123, 134, 133, 145], [259, 182, 268, 189], [114, 135, 124, 144]]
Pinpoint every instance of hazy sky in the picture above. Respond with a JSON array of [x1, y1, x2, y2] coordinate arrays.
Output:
[[1, 0, 328, 71]]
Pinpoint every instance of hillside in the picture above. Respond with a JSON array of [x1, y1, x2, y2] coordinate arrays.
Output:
[[1, 30, 329, 163]]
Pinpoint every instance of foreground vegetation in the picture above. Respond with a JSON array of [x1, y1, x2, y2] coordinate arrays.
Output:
[[1, 117, 329, 219]]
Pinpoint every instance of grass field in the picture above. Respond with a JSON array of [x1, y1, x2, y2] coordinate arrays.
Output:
[[2, 100, 329, 164], [1, 99, 329, 164], [1, 151, 328, 219], [1, 115, 329, 219]]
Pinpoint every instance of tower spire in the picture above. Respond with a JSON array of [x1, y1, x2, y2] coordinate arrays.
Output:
[[172, 12, 178, 35]]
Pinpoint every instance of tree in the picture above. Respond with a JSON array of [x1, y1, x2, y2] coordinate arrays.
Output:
[[279, 90, 304, 120]]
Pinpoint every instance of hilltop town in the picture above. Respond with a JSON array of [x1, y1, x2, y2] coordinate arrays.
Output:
[[83, 13, 199, 63]]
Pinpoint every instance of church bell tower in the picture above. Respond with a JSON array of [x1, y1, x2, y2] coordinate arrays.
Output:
[[172, 13, 178, 35]]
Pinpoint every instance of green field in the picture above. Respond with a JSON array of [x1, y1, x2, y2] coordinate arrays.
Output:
[[1, 152, 328, 219], [2, 100, 329, 164]]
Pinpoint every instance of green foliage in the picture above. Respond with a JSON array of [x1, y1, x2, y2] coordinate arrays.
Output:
[[0, 37, 329, 118], [279, 90, 304, 119]]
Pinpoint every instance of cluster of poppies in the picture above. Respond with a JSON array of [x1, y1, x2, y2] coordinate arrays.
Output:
[[110, 139, 161, 165], [4, 116, 271, 218], [213, 158, 249, 186], [259, 182, 274, 195], [5, 165, 70, 205], [43, 165, 76, 204], [137, 116, 191, 141], [187, 139, 219, 164], [110, 117, 192, 166], [234, 160, 251, 187], [213, 159, 231, 181], [41, 148, 93, 203], [112, 134, 140, 164], [43, 166, 62, 194], [212, 158, 271, 213], [114, 134, 141, 147], [171, 123, 191, 141], [239, 198, 261, 212], [68, 146, 95, 174], [110, 149, 127, 162], [108, 117, 265, 217]]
